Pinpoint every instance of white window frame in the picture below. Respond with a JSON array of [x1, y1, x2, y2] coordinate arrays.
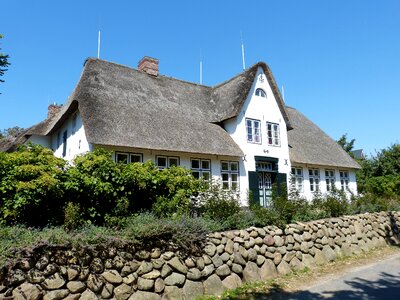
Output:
[[246, 118, 261, 144], [221, 161, 239, 190], [116, 152, 143, 164], [339, 170, 349, 191], [255, 88, 266, 98], [291, 167, 303, 192], [325, 169, 335, 191], [156, 155, 180, 169], [309, 169, 320, 192], [266, 122, 280, 146], [191, 158, 211, 181]]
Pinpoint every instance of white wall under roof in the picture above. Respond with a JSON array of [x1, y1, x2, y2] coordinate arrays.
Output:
[[224, 66, 291, 204], [52, 111, 92, 161], [290, 163, 358, 200]]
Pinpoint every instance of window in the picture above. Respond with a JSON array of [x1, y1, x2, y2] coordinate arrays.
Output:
[[340, 170, 349, 191], [255, 88, 266, 98], [156, 156, 179, 169], [57, 132, 61, 148], [221, 161, 239, 190], [246, 118, 261, 143], [62, 130, 68, 157], [291, 167, 303, 192], [115, 152, 143, 164], [309, 169, 320, 192], [256, 162, 273, 171], [325, 170, 335, 191], [116, 153, 129, 164], [71, 114, 77, 134], [191, 159, 211, 181], [130, 154, 142, 163], [266, 122, 280, 146]]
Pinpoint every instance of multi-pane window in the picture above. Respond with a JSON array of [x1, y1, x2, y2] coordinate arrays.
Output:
[[62, 130, 68, 157], [191, 159, 211, 181], [340, 170, 349, 191], [116, 152, 143, 164], [156, 156, 179, 169], [246, 119, 261, 143], [291, 167, 303, 192], [325, 170, 335, 191], [309, 169, 320, 192], [266, 122, 280, 146], [221, 161, 239, 190], [255, 88, 266, 98]]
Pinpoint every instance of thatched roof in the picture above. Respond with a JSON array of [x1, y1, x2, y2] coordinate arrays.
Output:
[[0, 132, 28, 152], [43, 59, 292, 157], [0, 116, 57, 152], [3, 58, 359, 171], [287, 107, 361, 169]]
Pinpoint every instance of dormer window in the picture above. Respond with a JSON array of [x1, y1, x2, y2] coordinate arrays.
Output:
[[255, 88, 266, 98]]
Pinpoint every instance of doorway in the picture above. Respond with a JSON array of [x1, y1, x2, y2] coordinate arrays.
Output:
[[258, 171, 274, 207]]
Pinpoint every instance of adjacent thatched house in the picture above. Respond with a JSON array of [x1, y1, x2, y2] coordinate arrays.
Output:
[[1, 57, 360, 204]]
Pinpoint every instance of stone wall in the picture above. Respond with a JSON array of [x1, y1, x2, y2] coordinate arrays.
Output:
[[1, 211, 399, 300]]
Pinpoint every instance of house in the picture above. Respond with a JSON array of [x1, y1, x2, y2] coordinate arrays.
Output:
[[0, 56, 360, 205], [351, 149, 365, 160]]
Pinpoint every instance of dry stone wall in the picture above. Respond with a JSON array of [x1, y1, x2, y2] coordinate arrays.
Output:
[[1, 211, 399, 300]]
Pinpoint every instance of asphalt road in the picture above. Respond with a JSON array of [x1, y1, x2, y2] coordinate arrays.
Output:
[[267, 252, 400, 299]]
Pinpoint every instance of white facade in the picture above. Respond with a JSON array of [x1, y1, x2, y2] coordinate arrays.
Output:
[[29, 112, 92, 162], [224, 67, 291, 204], [26, 68, 358, 206], [290, 164, 357, 200]]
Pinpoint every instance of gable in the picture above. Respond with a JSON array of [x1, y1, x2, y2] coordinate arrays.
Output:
[[212, 62, 292, 130]]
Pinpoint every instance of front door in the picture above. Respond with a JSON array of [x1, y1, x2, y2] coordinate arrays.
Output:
[[258, 172, 273, 207]]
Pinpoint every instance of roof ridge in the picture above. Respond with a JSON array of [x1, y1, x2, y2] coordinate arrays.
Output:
[[212, 62, 261, 89], [85, 57, 212, 89]]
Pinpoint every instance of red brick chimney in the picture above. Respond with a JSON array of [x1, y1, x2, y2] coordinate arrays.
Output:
[[47, 104, 62, 119], [138, 56, 159, 77]]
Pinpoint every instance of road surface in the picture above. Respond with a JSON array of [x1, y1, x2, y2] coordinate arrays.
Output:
[[267, 252, 400, 299]]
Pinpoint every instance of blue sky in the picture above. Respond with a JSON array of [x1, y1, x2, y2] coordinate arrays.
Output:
[[1, 0, 399, 156]]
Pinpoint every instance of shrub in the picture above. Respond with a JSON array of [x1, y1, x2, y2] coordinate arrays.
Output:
[[321, 190, 349, 217], [196, 180, 241, 221], [121, 213, 209, 252], [64, 149, 124, 225], [0, 144, 66, 226], [63, 202, 84, 230], [152, 166, 204, 217], [350, 193, 400, 214]]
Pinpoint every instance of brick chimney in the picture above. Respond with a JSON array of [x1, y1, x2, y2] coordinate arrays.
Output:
[[47, 104, 62, 119], [137, 56, 159, 76]]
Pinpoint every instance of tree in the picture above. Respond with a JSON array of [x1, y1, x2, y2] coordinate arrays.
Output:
[[0, 126, 24, 140], [337, 133, 355, 155], [0, 34, 10, 83], [356, 143, 400, 197]]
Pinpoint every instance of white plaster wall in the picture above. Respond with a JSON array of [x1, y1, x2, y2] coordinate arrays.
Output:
[[26, 135, 51, 149], [102, 146, 244, 200], [52, 111, 92, 161], [290, 163, 358, 200], [224, 67, 291, 203]]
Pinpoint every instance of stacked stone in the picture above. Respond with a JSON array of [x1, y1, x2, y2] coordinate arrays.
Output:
[[1, 211, 399, 300]]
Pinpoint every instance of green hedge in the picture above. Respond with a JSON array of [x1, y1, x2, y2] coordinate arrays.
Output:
[[0, 145, 204, 227]]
